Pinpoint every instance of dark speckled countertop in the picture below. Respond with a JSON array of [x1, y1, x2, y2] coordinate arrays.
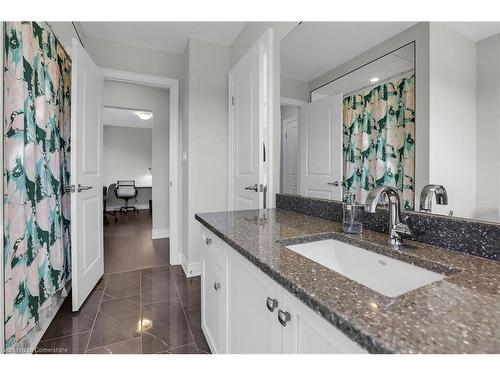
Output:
[[195, 208, 500, 354]]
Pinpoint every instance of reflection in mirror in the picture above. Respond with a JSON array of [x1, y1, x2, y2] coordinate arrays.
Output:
[[280, 22, 500, 223]]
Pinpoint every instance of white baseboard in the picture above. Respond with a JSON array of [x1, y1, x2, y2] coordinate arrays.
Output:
[[152, 228, 170, 239], [181, 253, 201, 278], [106, 204, 149, 211]]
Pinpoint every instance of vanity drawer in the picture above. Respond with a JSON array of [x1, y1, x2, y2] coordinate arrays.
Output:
[[201, 226, 226, 270]]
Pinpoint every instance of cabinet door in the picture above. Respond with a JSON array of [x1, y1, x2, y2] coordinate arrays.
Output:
[[227, 251, 282, 353], [201, 254, 226, 354], [281, 290, 367, 354]]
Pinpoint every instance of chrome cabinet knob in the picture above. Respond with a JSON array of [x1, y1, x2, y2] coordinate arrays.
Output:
[[205, 237, 212, 245], [278, 309, 291, 327], [213, 282, 221, 291], [266, 297, 278, 312]]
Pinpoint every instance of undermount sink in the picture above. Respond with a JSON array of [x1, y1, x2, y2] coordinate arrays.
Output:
[[286, 239, 445, 297]]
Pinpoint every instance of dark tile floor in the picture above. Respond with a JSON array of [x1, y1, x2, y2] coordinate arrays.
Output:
[[35, 211, 210, 354]]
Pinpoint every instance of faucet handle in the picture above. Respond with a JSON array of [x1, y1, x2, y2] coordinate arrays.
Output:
[[394, 215, 413, 238]]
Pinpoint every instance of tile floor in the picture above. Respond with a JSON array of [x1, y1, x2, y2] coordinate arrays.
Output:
[[35, 211, 210, 354]]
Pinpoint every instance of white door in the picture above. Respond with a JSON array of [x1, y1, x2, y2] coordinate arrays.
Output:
[[299, 94, 343, 200], [70, 39, 104, 311], [227, 251, 282, 353], [229, 32, 270, 210], [282, 118, 298, 194]]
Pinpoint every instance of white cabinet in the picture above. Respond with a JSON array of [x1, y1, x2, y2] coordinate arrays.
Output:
[[200, 225, 368, 354], [200, 228, 227, 354], [226, 250, 282, 353], [281, 289, 367, 353]]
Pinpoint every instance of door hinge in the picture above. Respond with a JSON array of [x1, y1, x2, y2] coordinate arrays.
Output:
[[231, 96, 235, 105]]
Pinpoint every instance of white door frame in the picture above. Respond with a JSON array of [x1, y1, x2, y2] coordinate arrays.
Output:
[[100, 68, 181, 265], [228, 29, 274, 210], [0, 21, 5, 354]]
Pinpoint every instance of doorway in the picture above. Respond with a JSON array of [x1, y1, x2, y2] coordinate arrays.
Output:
[[101, 80, 170, 274]]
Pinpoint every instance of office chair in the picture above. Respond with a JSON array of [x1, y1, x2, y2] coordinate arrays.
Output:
[[103, 185, 118, 224], [115, 180, 138, 214]]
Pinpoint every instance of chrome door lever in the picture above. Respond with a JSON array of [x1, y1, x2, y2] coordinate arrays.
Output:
[[327, 181, 340, 186], [245, 184, 259, 192], [77, 184, 92, 192]]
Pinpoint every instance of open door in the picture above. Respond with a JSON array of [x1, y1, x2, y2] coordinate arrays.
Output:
[[70, 39, 104, 311], [299, 94, 343, 200], [229, 31, 271, 210]]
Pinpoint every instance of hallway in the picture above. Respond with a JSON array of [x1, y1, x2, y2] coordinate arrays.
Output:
[[35, 212, 209, 354]]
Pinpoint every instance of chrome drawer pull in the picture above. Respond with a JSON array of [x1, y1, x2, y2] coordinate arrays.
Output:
[[278, 309, 291, 327], [266, 297, 278, 312]]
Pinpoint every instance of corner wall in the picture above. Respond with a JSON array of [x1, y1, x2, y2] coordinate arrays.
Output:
[[475, 33, 500, 221], [428, 23, 477, 218], [182, 39, 229, 275]]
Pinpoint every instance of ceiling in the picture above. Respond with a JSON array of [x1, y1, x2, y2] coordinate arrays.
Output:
[[103, 107, 153, 129], [443, 22, 500, 42], [313, 43, 414, 99], [80, 22, 247, 54], [281, 22, 500, 83], [281, 22, 417, 82]]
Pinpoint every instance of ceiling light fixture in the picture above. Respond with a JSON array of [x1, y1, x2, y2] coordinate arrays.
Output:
[[136, 111, 153, 120], [370, 77, 380, 83]]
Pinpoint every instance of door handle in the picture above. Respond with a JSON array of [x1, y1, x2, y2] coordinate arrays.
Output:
[[64, 184, 93, 193], [77, 184, 92, 192], [213, 282, 221, 291], [277, 309, 291, 327], [266, 297, 278, 312], [327, 181, 340, 187], [245, 184, 259, 192]]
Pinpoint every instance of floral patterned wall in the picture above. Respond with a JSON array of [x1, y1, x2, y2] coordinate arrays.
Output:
[[343, 74, 415, 209], [3, 21, 71, 349]]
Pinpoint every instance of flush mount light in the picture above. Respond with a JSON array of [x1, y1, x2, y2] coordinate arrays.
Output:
[[370, 77, 380, 83], [135, 111, 153, 120]]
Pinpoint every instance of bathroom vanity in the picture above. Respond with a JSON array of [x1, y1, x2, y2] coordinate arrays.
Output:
[[196, 207, 500, 354]]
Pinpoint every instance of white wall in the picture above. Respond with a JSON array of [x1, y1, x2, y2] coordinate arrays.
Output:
[[429, 23, 477, 218], [103, 81, 170, 235], [103, 126, 152, 187], [85, 36, 183, 79], [281, 76, 309, 102], [182, 39, 229, 274], [475, 33, 500, 221]]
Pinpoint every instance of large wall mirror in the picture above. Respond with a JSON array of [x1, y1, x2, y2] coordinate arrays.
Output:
[[280, 22, 500, 223]]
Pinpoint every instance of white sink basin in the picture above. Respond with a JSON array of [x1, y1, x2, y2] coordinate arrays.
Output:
[[286, 239, 445, 297]]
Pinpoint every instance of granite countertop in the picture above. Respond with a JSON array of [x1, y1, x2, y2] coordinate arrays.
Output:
[[195, 208, 500, 354]]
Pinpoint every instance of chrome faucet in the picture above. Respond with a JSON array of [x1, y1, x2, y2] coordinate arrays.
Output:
[[365, 186, 413, 246], [420, 184, 448, 213]]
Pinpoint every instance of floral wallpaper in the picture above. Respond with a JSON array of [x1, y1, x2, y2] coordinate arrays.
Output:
[[3, 21, 71, 349], [342, 74, 415, 210]]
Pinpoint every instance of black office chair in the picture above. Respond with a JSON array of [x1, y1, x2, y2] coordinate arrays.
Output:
[[115, 180, 138, 214], [103, 186, 118, 224]]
